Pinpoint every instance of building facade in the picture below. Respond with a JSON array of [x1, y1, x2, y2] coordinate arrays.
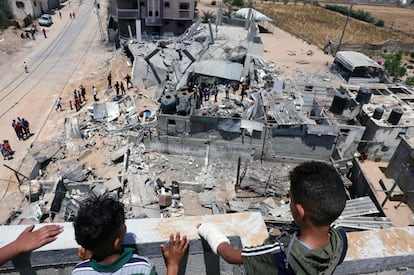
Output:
[[112, 0, 197, 39], [9, 0, 59, 23]]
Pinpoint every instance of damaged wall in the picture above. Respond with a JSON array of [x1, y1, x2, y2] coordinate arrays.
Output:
[[358, 118, 413, 161], [348, 159, 385, 217], [385, 137, 414, 211]]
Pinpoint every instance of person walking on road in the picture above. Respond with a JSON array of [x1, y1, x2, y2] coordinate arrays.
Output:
[[79, 84, 86, 101], [55, 97, 63, 111], [59, 11, 62, 19], [107, 72, 112, 89], [23, 62, 28, 73], [124, 74, 132, 89], [93, 86, 98, 102], [114, 81, 120, 95], [42, 28, 47, 38], [120, 81, 126, 95], [12, 120, 20, 139], [19, 117, 30, 138]]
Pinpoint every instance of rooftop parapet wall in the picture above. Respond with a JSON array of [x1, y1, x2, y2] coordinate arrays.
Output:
[[2, 212, 413, 274]]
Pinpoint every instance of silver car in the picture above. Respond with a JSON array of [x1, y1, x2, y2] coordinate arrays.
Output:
[[39, 14, 53, 27]]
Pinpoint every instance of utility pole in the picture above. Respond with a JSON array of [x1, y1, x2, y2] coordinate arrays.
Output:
[[94, 0, 105, 41], [336, 4, 353, 54]]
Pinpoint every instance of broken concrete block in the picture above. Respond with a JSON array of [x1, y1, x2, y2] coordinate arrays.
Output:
[[109, 146, 128, 163], [179, 181, 204, 193], [104, 178, 123, 192], [77, 149, 93, 161], [159, 194, 172, 207], [91, 182, 107, 197]]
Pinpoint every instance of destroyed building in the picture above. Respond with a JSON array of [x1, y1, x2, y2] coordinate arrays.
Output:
[[125, 21, 354, 162], [354, 85, 414, 161]]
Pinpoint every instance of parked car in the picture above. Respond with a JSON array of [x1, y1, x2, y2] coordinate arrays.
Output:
[[38, 14, 53, 27]]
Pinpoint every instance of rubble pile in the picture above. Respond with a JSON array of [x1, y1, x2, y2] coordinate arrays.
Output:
[[12, 98, 298, 223]]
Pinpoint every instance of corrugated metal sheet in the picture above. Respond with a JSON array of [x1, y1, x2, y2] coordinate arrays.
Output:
[[335, 51, 382, 72]]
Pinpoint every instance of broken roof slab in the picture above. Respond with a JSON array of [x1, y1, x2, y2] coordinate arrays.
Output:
[[191, 60, 243, 81], [335, 51, 382, 72], [93, 102, 120, 122]]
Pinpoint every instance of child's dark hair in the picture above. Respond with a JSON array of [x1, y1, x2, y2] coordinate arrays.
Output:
[[73, 195, 125, 255], [290, 161, 347, 227]]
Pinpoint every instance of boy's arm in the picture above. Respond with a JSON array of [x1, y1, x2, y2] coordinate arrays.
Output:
[[217, 243, 243, 264], [197, 223, 243, 265], [0, 224, 63, 266]]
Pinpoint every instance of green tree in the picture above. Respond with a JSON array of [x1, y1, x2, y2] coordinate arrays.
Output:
[[201, 10, 216, 23], [232, 0, 244, 7], [406, 76, 414, 87], [384, 52, 407, 81]]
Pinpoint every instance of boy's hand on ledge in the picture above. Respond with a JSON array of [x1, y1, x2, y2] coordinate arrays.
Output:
[[161, 232, 189, 274], [16, 224, 64, 253]]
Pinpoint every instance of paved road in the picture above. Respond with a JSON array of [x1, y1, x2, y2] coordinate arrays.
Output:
[[0, 0, 105, 222]]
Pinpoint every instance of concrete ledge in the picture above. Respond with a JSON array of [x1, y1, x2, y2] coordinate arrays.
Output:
[[336, 226, 414, 274], [1, 213, 413, 274], [0, 212, 267, 274]]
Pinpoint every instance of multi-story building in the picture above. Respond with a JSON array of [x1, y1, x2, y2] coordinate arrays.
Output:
[[112, 0, 197, 39], [8, 0, 59, 24]]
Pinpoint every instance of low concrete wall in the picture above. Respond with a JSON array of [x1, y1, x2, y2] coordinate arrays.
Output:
[[0, 212, 267, 274], [1, 212, 414, 274]]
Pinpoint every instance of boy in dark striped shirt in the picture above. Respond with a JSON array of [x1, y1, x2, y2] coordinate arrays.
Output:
[[198, 161, 348, 275]]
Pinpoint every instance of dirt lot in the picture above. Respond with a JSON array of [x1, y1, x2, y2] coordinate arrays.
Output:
[[352, 4, 414, 36], [255, 2, 414, 48]]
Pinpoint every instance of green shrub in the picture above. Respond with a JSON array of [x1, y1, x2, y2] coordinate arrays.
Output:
[[283, 0, 289, 4], [384, 51, 407, 82], [312, 1, 320, 6], [406, 76, 414, 87], [410, 52, 414, 59], [231, 0, 244, 7], [375, 19, 385, 27], [325, 4, 376, 25], [211, 0, 216, 5]]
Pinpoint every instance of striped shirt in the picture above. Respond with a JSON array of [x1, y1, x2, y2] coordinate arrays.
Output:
[[72, 247, 157, 275]]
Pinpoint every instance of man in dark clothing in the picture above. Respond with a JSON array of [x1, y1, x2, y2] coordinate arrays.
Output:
[[15, 122, 24, 140], [80, 85, 86, 101], [114, 81, 120, 95], [107, 72, 112, 88], [120, 81, 126, 95], [21, 118, 30, 138], [124, 74, 132, 89]]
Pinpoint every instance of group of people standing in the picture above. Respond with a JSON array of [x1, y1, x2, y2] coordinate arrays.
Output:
[[11, 117, 31, 141], [55, 84, 88, 112], [69, 85, 87, 111], [107, 72, 133, 96]]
